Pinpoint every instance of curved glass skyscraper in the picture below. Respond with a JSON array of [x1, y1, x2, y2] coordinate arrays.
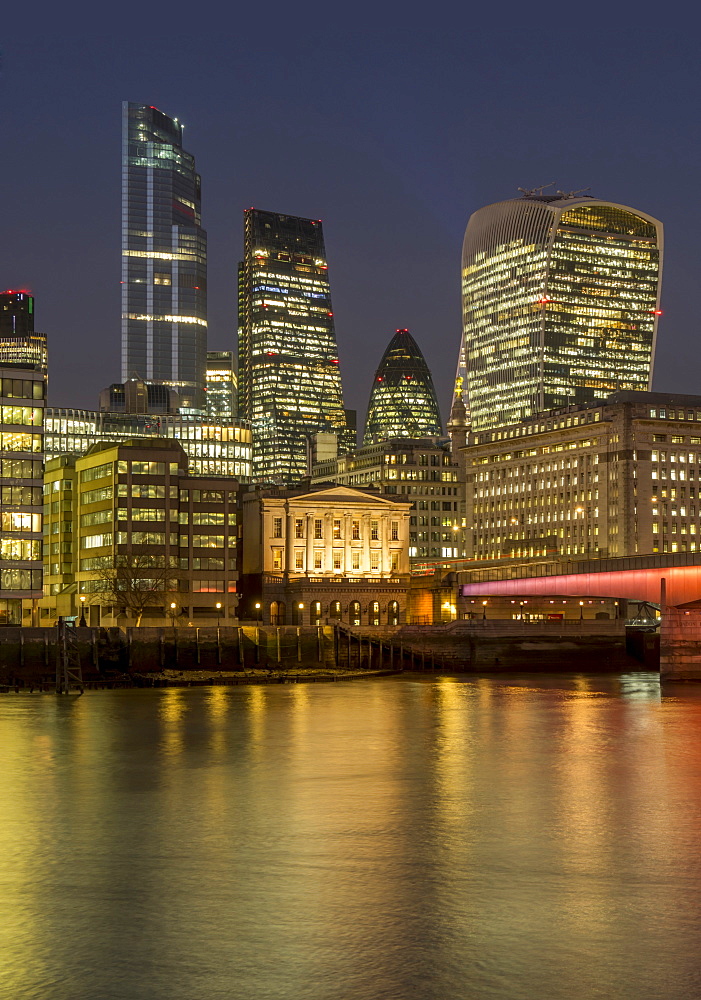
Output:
[[363, 329, 442, 445], [454, 194, 663, 432], [121, 103, 207, 412]]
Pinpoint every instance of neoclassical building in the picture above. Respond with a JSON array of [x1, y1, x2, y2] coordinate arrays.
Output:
[[241, 483, 411, 625]]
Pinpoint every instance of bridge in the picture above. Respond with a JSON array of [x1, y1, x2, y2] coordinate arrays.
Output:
[[457, 552, 701, 607], [455, 552, 701, 680]]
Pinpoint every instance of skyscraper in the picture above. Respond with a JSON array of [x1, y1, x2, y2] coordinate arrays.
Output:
[[121, 103, 207, 412], [206, 351, 237, 423], [238, 209, 351, 482], [0, 291, 47, 373], [363, 329, 442, 444], [454, 192, 663, 432]]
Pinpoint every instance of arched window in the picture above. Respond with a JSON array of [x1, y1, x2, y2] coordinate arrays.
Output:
[[388, 600, 399, 626], [370, 600, 380, 626], [312, 600, 322, 625], [329, 601, 342, 619], [270, 601, 280, 625], [349, 600, 361, 626]]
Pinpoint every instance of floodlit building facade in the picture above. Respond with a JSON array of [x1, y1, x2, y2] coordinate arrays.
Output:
[[363, 329, 442, 445], [241, 484, 411, 625], [206, 351, 237, 423], [455, 193, 663, 432], [121, 103, 207, 411], [238, 209, 352, 482]]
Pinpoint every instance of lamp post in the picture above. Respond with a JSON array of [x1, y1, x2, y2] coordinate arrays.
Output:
[[215, 601, 223, 624], [254, 601, 261, 624], [298, 602, 304, 626], [482, 600, 488, 621], [79, 595, 87, 628], [579, 600, 584, 621]]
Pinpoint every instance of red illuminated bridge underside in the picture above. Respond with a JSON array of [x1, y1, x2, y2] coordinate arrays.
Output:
[[459, 554, 701, 607]]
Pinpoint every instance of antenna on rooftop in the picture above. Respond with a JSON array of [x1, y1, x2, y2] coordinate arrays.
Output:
[[556, 187, 591, 199], [518, 182, 556, 197]]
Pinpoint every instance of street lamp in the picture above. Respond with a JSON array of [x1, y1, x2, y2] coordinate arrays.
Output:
[[79, 594, 87, 628], [298, 602, 304, 625], [254, 601, 261, 623], [579, 600, 584, 621], [215, 601, 223, 624], [482, 600, 488, 620]]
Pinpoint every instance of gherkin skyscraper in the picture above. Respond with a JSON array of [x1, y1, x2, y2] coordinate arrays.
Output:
[[363, 329, 442, 445]]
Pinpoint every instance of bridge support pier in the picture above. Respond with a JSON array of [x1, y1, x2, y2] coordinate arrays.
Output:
[[660, 606, 701, 680]]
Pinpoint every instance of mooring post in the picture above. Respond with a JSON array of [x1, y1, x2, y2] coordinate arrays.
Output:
[[347, 631, 351, 669], [195, 626, 200, 665], [277, 627, 281, 663], [238, 626, 244, 667], [255, 626, 260, 664], [217, 626, 221, 665], [297, 626, 302, 663], [317, 625, 322, 662]]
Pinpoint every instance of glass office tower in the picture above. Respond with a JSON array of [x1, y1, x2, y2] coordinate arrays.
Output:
[[121, 102, 207, 412], [454, 194, 663, 432], [238, 209, 351, 482], [363, 329, 442, 444], [206, 351, 237, 422]]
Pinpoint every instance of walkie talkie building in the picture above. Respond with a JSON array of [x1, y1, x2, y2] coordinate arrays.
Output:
[[454, 193, 663, 432], [238, 209, 351, 482], [121, 103, 207, 412]]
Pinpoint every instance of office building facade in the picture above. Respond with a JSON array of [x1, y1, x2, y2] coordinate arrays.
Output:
[[363, 329, 442, 444], [0, 365, 45, 624], [0, 290, 48, 373], [464, 391, 701, 563], [121, 103, 207, 411], [206, 351, 237, 423], [41, 439, 240, 625], [455, 193, 663, 432], [44, 407, 252, 480], [238, 209, 351, 482]]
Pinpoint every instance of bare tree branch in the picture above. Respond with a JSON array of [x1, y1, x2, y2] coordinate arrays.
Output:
[[90, 552, 179, 626]]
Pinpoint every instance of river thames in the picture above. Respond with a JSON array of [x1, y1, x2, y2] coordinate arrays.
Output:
[[2, 673, 701, 999]]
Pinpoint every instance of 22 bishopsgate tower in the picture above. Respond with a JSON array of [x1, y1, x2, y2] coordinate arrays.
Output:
[[121, 103, 207, 412], [238, 210, 351, 481], [454, 193, 663, 432]]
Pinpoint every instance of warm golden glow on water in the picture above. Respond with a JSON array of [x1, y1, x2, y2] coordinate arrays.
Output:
[[2, 675, 701, 999]]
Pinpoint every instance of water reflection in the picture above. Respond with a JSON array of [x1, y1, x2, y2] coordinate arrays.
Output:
[[2, 675, 701, 999]]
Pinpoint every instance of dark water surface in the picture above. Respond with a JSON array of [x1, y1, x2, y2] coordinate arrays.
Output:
[[2, 673, 701, 1000]]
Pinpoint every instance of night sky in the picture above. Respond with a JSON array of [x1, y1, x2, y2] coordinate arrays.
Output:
[[2, 5, 699, 428]]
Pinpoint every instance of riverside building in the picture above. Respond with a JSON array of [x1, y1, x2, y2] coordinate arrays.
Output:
[[0, 290, 48, 373], [40, 439, 240, 625], [464, 391, 701, 563], [454, 191, 663, 432], [122, 103, 207, 412], [238, 209, 352, 482], [363, 329, 442, 445], [241, 484, 411, 626], [0, 362, 45, 624]]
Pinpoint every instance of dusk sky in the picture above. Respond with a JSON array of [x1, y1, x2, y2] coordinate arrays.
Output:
[[2, 4, 699, 426]]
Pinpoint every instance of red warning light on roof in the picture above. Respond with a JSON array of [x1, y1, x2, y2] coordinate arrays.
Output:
[[651, 309, 663, 315], [327, 312, 333, 317], [1, 289, 32, 295], [396, 328, 409, 333]]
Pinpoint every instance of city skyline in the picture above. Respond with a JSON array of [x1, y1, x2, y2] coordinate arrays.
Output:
[[3, 7, 699, 424]]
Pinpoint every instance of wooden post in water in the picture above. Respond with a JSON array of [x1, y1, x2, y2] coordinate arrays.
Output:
[[277, 627, 281, 664], [317, 625, 322, 662], [297, 626, 302, 662], [217, 626, 221, 665], [195, 627, 200, 665], [238, 626, 244, 667], [255, 626, 260, 664]]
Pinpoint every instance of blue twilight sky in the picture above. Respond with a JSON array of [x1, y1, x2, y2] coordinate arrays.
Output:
[[1, 2, 699, 427]]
